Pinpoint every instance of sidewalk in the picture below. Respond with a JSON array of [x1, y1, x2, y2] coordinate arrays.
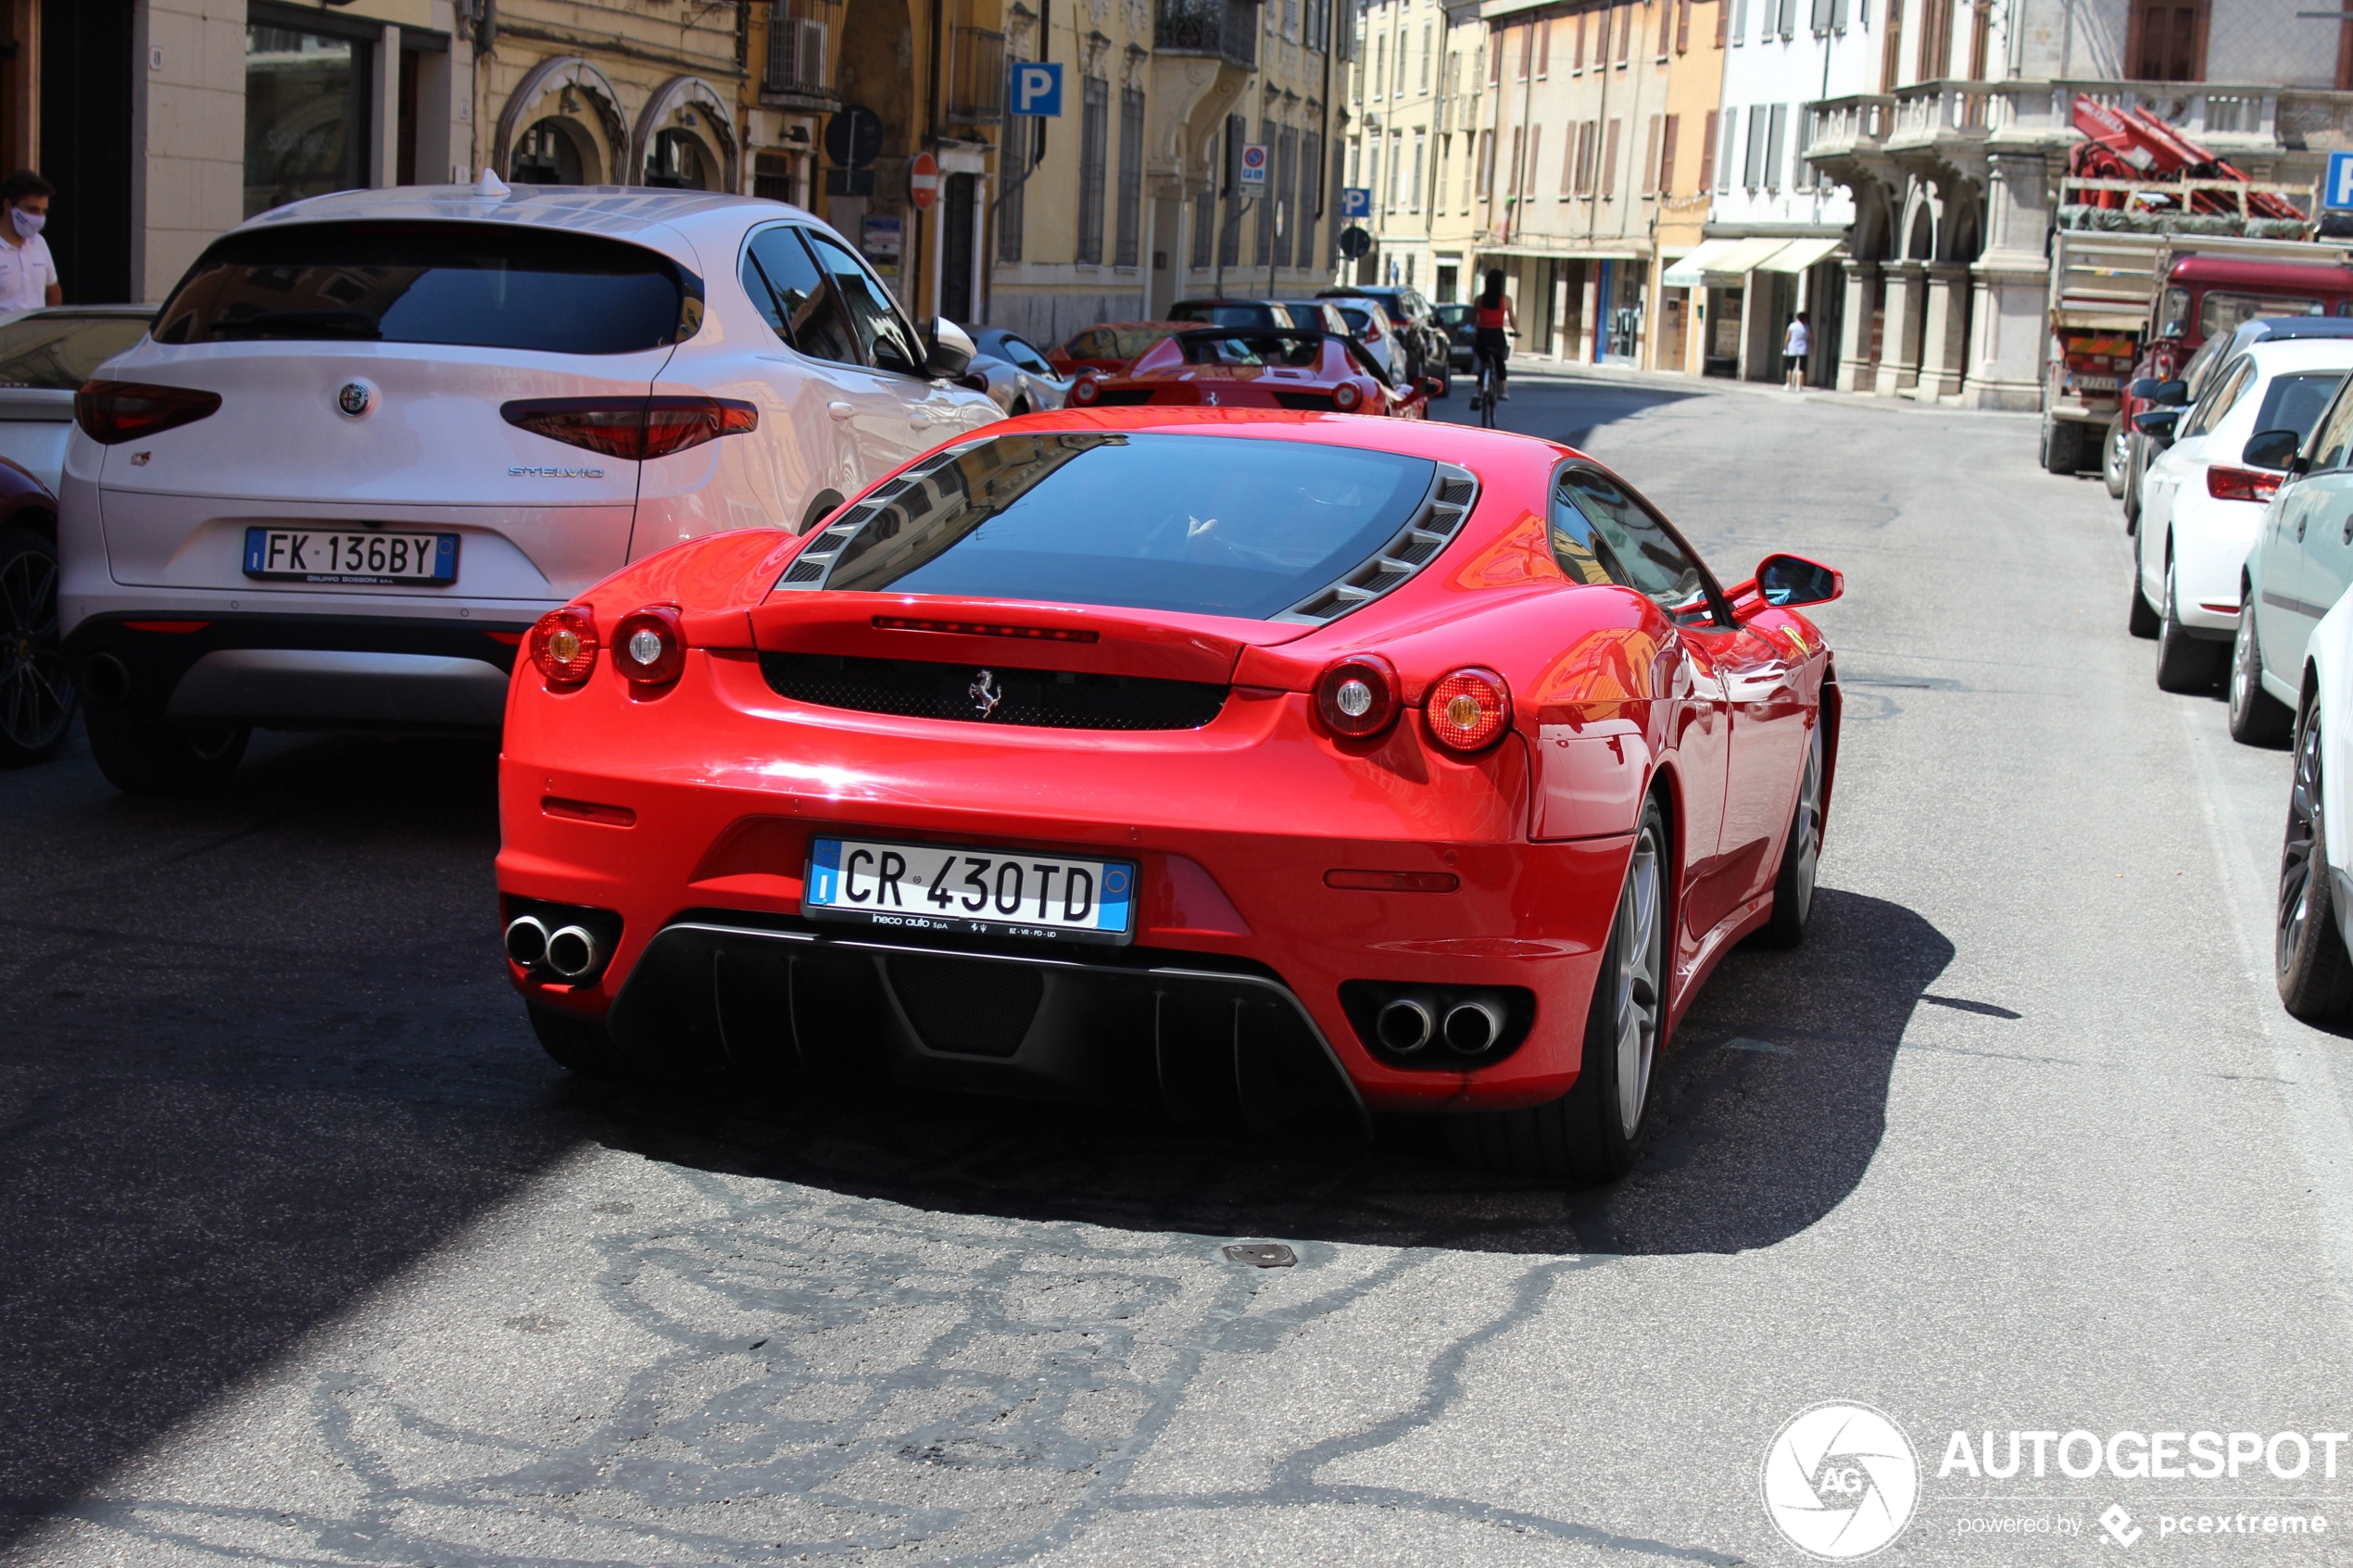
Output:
[[1497, 351, 2040, 419]]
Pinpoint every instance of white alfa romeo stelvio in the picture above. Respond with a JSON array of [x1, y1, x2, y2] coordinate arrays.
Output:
[[57, 175, 996, 795]]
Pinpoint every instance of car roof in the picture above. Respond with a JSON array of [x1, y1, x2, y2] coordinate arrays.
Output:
[[228, 182, 828, 272], [2235, 337, 2353, 372]]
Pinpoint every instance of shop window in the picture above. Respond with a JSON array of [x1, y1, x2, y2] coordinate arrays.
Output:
[[244, 23, 366, 219], [645, 127, 711, 190], [512, 119, 586, 185]]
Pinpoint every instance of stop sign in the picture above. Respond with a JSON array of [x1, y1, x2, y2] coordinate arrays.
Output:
[[909, 152, 939, 210]]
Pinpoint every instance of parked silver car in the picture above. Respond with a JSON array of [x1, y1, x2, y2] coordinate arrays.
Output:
[[960, 326, 1073, 414]]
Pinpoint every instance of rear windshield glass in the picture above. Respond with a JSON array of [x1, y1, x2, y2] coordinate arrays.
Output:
[[2253, 370, 2347, 440], [151, 221, 697, 354], [0, 313, 149, 388], [2199, 292, 2331, 339], [823, 432, 1435, 620], [1175, 331, 1325, 368], [1168, 302, 1281, 328]]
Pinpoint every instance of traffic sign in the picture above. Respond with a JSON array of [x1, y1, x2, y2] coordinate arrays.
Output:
[[910, 152, 939, 210], [1339, 225, 1372, 259], [2329, 150, 2353, 211], [1011, 61, 1063, 117], [1239, 143, 1268, 188], [824, 106, 884, 169], [1340, 186, 1373, 220]]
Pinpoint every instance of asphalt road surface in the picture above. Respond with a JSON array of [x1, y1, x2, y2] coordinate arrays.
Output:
[[6, 373, 2350, 1565]]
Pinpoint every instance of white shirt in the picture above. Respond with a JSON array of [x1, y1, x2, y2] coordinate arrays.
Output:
[[0, 232, 56, 312], [1784, 320, 1810, 357]]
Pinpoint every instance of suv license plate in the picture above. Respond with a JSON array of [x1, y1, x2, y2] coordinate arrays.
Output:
[[804, 836, 1137, 945], [244, 527, 458, 585]]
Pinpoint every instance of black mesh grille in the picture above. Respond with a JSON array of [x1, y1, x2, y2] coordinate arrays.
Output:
[[1272, 391, 1336, 410], [1087, 389, 1155, 407], [887, 955, 1042, 1057], [762, 652, 1228, 730]]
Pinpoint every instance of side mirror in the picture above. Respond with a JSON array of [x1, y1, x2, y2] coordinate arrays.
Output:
[[2134, 408, 2183, 436], [924, 317, 975, 379], [1419, 376, 1445, 397], [1755, 553, 1843, 608], [2153, 378, 2189, 407], [2243, 427, 2308, 473], [2129, 376, 2167, 402]]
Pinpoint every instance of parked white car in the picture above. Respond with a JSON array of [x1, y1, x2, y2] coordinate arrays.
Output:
[[58, 178, 997, 795], [2133, 337, 2353, 691], [0, 307, 153, 493]]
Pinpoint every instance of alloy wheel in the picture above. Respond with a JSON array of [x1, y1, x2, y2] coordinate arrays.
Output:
[[2282, 708, 2326, 976], [0, 537, 72, 756], [1614, 831, 1664, 1137], [2233, 604, 2262, 726], [1789, 725, 1824, 926]]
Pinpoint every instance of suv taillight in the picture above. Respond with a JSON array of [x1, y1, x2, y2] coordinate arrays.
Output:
[[74, 381, 222, 445], [502, 396, 758, 461]]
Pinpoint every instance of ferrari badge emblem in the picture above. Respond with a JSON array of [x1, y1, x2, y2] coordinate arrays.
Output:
[[968, 669, 1002, 718]]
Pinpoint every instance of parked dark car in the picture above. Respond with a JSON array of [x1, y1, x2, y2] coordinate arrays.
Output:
[[1437, 302, 1478, 372], [0, 453, 70, 765], [1320, 284, 1450, 393]]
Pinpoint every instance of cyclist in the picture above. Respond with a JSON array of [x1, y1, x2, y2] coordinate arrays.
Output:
[[1473, 269, 1516, 403]]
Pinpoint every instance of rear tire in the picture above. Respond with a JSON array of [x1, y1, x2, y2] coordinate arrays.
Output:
[[0, 524, 74, 766], [2154, 555, 2225, 692], [2042, 415, 2083, 475], [528, 1002, 620, 1077], [2230, 599, 2296, 746], [83, 705, 247, 797], [2278, 694, 2353, 1022], [2128, 526, 2160, 638], [1447, 796, 1667, 1183], [2103, 415, 2131, 497], [1755, 721, 1824, 949]]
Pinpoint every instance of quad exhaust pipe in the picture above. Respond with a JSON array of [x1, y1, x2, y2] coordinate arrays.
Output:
[[1375, 994, 1438, 1054], [1442, 996, 1507, 1057]]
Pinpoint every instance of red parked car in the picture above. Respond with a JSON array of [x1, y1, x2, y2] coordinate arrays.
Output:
[[1045, 320, 1190, 380], [1069, 327, 1432, 417], [495, 411, 1843, 1182]]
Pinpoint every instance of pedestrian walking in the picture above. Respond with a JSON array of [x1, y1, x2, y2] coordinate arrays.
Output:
[[0, 170, 59, 311], [1782, 312, 1810, 392], [1474, 268, 1516, 402]]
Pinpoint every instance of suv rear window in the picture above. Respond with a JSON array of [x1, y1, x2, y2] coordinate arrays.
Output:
[[821, 432, 1437, 620], [152, 221, 698, 355], [1168, 302, 1282, 328]]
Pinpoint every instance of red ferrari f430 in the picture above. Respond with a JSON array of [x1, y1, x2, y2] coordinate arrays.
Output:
[[497, 410, 1841, 1182]]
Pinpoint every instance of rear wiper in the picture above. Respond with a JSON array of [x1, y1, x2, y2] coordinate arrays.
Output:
[[210, 309, 383, 340]]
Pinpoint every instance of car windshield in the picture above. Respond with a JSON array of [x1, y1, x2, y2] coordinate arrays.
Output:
[[0, 313, 149, 389], [1174, 330, 1325, 368], [152, 221, 696, 354], [2251, 370, 2347, 441], [1335, 306, 1377, 332], [1437, 304, 1473, 326], [821, 432, 1436, 620], [2199, 292, 2328, 339], [1073, 326, 1175, 361]]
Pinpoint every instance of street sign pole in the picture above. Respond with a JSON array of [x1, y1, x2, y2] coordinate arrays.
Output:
[[981, 62, 1065, 325]]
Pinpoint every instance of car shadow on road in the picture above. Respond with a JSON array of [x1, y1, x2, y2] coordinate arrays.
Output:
[[584, 887, 1952, 1259], [1433, 378, 1698, 451]]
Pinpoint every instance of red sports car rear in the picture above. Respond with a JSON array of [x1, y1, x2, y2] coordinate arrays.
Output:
[[496, 410, 1840, 1181]]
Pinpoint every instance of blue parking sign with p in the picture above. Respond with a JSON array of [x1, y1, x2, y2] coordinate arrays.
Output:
[[1340, 186, 1373, 220], [2330, 151, 2353, 211], [1012, 61, 1063, 117]]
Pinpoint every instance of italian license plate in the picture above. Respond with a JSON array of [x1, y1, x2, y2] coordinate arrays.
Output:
[[243, 526, 458, 585], [803, 836, 1137, 945]]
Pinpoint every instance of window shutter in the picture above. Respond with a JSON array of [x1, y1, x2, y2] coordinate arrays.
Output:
[[1617, 3, 1633, 60], [1812, 0, 1833, 30], [1658, 0, 1673, 56], [1730, 0, 1747, 44], [1641, 115, 1660, 195], [1538, 17, 1551, 74], [1679, 0, 1693, 52], [1700, 108, 1718, 191], [1525, 125, 1541, 195], [1718, 0, 1730, 45], [1744, 105, 1766, 186], [1832, 0, 1851, 28], [1766, 102, 1787, 188], [1603, 119, 1620, 196], [1660, 114, 1680, 194]]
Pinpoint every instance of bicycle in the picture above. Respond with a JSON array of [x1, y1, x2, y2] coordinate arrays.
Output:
[[1473, 346, 1505, 428]]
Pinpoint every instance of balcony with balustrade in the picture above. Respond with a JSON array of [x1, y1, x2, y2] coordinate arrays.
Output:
[[1156, 0, 1260, 72]]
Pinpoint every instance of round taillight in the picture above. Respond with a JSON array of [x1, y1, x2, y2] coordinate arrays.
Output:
[[1071, 375, 1101, 405], [611, 604, 686, 686], [1424, 667, 1512, 753], [1332, 381, 1362, 411], [529, 605, 598, 687], [1315, 654, 1400, 738]]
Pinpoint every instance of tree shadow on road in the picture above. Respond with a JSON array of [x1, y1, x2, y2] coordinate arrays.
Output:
[[592, 887, 1953, 1260]]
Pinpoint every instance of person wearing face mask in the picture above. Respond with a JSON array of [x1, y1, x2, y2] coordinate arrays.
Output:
[[0, 171, 59, 313]]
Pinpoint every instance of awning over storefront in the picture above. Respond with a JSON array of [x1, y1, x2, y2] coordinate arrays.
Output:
[[1659, 239, 1741, 288], [1696, 236, 1800, 281], [1755, 236, 1843, 273]]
